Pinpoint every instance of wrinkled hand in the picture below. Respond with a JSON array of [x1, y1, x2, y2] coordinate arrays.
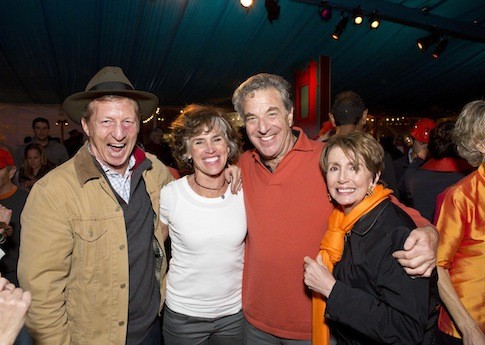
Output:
[[393, 225, 438, 277], [303, 255, 336, 298], [224, 164, 242, 194], [0, 274, 31, 345], [0, 204, 12, 225]]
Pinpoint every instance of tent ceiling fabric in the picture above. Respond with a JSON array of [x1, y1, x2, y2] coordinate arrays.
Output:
[[0, 0, 484, 117]]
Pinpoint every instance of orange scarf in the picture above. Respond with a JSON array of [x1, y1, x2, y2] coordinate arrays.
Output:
[[312, 184, 392, 344]]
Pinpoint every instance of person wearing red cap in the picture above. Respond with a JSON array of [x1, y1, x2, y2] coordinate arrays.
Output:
[[0, 148, 29, 287], [394, 118, 437, 184], [0, 147, 32, 345], [400, 121, 473, 221]]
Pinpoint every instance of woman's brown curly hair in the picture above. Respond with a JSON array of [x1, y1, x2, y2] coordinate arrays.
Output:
[[170, 104, 241, 172]]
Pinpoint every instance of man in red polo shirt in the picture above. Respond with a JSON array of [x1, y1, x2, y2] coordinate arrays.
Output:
[[232, 73, 437, 345]]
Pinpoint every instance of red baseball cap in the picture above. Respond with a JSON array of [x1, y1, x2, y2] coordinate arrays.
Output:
[[0, 148, 15, 169], [410, 118, 437, 143]]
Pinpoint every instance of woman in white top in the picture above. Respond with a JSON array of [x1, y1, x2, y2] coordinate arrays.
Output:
[[160, 104, 246, 345]]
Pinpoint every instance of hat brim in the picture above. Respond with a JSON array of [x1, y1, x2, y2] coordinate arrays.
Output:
[[63, 90, 159, 124]]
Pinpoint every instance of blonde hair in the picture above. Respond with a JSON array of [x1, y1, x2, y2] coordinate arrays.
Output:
[[453, 100, 485, 167]]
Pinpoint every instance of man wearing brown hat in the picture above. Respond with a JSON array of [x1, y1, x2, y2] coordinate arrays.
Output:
[[18, 66, 173, 345]]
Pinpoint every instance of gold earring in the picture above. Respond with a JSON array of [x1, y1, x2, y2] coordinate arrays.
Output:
[[327, 193, 332, 202], [366, 187, 374, 197]]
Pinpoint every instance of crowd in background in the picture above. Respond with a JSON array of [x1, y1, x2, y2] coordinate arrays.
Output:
[[0, 67, 483, 345]]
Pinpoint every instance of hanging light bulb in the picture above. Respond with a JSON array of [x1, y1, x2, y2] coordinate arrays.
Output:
[[331, 14, 349, 40], [240, 0, 254, 9], [352, 7, 364, 26], [432, 38, 449, 59], [417, 33, 439, 52], [368, 11, 380, 30]]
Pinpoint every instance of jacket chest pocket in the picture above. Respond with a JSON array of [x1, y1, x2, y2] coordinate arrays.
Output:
[[74, 224, 109, 266]]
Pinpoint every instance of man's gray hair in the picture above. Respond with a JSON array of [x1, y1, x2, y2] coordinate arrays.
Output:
[[232, 73, 293, 118]]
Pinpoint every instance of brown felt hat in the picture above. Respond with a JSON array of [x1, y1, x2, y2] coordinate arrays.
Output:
[[63, 66, 159, 124]]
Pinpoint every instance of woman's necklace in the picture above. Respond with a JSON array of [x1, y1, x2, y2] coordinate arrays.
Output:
[[193, 174, 226, 191]]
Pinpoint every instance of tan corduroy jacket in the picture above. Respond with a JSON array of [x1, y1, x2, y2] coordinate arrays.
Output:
[[18, 143, 172, 345]]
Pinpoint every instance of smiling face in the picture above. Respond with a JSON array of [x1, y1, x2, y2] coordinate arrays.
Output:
[[187, 125, 229, 178], [242, 88, 295, 170], [326, 146, 378, 215], [81, 98, 139, 175]]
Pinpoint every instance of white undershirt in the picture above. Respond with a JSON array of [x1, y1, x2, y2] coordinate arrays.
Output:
[[160, 176, 247, 318]]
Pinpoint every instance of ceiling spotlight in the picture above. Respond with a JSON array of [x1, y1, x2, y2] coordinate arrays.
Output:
[[331, 14, 349, 40], [352, 7, 364, 25], [240, 0, 254, 9], [368, 11, 380, 29], [319, 1, 332, 21], [417, 34, 439, 52], [265, 0, 280, 23], [432, 38, 449, 59]]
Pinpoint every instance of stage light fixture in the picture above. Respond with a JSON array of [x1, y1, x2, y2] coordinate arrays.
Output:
[[368, 12, 380, 29], [352, 7, 364, 25], [319, 1, 332, 21], [432, 38, 449, 59], [265, 0, 280, 23], [331, 14, 349, 40], [417, 34, 439, 52], [240, 0, 254, 9]]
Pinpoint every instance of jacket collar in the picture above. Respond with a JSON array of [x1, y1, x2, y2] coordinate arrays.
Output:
[[351, 199, 391, 236], [74, 142, 148, 186], [422, 157, 472, 173]]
